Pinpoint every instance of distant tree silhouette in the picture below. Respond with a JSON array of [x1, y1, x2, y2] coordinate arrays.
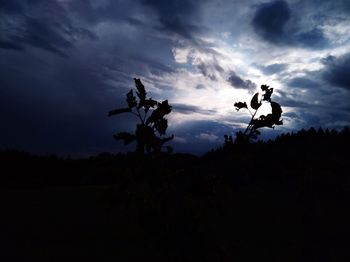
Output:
[[273, 126, 350, 146], [226, 84, 283, 145], [108, 78, 174, 154]]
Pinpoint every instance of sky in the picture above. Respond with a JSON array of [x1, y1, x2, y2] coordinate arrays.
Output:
[[1, 0, 350, 156]]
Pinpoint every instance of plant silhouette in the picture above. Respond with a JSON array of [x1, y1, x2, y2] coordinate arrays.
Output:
[[226, 84, 283, 145], [108, 78, 174, 154]]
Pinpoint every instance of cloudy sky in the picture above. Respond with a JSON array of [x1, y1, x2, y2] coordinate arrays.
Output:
[[1, 0, 350, 156]]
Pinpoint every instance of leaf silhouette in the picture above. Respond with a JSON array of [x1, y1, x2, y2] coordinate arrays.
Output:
[[108, 108, 131, 117], [113, 132, 136, 145], [262, 86, 273, 102], [158, 100, 172, 114], [134, 78, 146, 102], [261, 84, 269, 91], [234, 102, 248, 111], [271, 101, 282, 118], [146, 100, 172, 125], [140, 98, 158, 112], [251, 115, 272, 129], [126, 90, 137, 108], [250, 93, 261, 110], [154, 118, 168, 135], [251, 102, 283, 130]]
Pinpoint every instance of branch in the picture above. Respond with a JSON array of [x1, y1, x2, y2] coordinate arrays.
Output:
[[244, 97, 262, 135], [243, 109, 258, 135], [247, 108, 254, 117]]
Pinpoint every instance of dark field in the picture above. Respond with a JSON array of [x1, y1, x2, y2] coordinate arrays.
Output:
[[1, 128, 350, 261]]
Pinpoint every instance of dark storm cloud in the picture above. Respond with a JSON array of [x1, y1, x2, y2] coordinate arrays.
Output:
[[299, 111, 321, 127], [322, 0, 350, 15], [294, 28, 328, 49], [276, 90, 315, 109], [0, 0, 23, 13], [18, 17, 73, 57], [0, 0, 96, 57], [0, 41, 23, 50], [0, 0, 181, 154], [287, 77, 318, 89], [197, 61, 224, 81], [227, 71, 256, 91], [256, 63, 287, 75], [251, 0, 329, 49], [321, 55, 336, 65], [283, 112, 298, 119], [172, 103, 217, 115], [141, 0, 204, 39], [276, 80, 350, 130], [125, 17, 145, 27], [195, 84, 206, 90], [198, 62, 215, 80], [66, 0, 143, 25], [191, 58, 225, 81], [252, 0, 291, 44], [323, 53, 350, 90], [0, 50, 135, 156]]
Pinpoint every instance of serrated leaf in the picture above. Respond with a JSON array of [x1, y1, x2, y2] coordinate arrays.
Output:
[[154, 118, 168, 135], [262, 87, 273, 102], [113, 132, 136, 145], [261, 84, 269, 91], [108, 108, 131, 117], [126, 90, 137, 108], [274, 119, 283, 125], [134, 78, 146, 101], [158, 100, 171, 114], [140, 98, 158, 112], [251, 102, 283, 130], [271, 101, 282, 117], [146, 99, 158, 107], [146, 100, 171, 125], [251, 116, 270, 129], [250, 93, 261, 110], [234, 101, 248, 111]]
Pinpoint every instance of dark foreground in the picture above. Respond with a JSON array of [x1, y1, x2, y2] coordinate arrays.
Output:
[[1, 128, 350, 261]]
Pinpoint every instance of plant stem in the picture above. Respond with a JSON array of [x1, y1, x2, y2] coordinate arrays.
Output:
[[243, 108, 258, 135], [143, 109, 149, 123], [135, 107, 144, 124], [247, 108, 254, 116], [244, 97, 262, 136]]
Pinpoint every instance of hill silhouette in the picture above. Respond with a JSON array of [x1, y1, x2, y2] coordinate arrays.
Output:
[[1, 127, 350, 261]]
